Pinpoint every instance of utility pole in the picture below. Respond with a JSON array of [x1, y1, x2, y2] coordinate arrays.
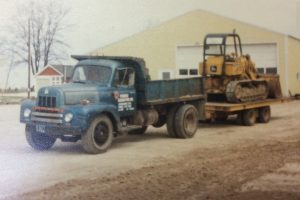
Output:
[[27, 19, 31, 99], [3, 55, 14, 96]]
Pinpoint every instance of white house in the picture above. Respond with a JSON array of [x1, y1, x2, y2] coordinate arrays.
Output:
[[35, 65, 64, 93]]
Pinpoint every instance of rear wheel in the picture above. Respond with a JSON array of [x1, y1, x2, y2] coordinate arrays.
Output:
[[258, 106, 271, 123], [242, 109, 257, 126], [25, 125, 56, 150], [81, 115, 113, 154], [152, 115, 166, 128], [166, 105, 179, 138], [174, 104, 198, 138]]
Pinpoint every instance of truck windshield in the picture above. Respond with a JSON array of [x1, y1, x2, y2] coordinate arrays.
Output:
[[72, 65, 112, 84]]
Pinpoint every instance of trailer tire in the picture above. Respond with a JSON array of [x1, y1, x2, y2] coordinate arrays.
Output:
[[258, 106, 271, 123], [242, 109, 256, 126], [128, 126, 148, 135], [205, 118, 212, 123], [236, 113, 243, 125], [175, 104, 198, 138], [215, 112, 228, 122], [25, 125, 56, 150], [81, 115, 113, 154], [166, 105, 179, 138]]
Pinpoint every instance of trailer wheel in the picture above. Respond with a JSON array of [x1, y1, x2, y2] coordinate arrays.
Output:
[[81, 115, 113, 154], [236, 113, 243, 125], [215, 112, 228, 122], [128, 126, 148, 134], [242, 109, 256, 126], [258, 106, 271, 123], [175, 104, 198, 138], [25, 125, 56, 150], [166, 105, 179, 138]]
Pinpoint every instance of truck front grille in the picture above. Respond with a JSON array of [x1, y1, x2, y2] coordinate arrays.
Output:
[[31, 107, 63, 124], [38, 96, 56, 108], [31, 112, 63, 124]]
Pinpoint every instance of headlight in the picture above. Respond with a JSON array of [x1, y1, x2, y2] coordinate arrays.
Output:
[[23, 108, 31, 118], [64, 113, 73, 123]]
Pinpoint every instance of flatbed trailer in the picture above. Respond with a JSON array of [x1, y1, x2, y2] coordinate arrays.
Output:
[[205, 98, 289, 126]]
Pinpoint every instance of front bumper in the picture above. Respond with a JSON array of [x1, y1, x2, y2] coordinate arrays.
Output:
[[26, 122, 83, 138]]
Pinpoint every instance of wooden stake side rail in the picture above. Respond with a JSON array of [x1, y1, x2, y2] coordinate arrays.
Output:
[[205, 98, 290, 112]]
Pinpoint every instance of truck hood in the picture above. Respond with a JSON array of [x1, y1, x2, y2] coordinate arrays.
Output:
[[54, 83, 100, 92], [38, 83, 108, 106]]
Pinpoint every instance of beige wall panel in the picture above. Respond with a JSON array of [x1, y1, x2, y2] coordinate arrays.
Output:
[[288, 37, 300, 94]]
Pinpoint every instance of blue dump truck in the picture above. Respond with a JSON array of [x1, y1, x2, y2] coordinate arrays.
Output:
[[20, 56, 206, 154]]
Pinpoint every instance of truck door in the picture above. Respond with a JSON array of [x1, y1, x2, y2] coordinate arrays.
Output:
[[113, 67, 136, 117]]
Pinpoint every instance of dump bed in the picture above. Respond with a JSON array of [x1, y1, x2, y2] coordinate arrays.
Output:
[[140, 77, 205, 105]]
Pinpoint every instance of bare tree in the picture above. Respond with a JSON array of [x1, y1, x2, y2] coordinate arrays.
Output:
[[1, 0, 70, 75]]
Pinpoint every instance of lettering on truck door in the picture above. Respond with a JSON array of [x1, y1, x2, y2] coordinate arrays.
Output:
[[113, 67, 136, 117]]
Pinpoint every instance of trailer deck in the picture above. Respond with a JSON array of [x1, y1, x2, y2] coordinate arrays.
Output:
[[205, 98, 288, 112]]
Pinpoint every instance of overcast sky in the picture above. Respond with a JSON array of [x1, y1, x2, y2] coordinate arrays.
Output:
[[0, 0, 300, 88]]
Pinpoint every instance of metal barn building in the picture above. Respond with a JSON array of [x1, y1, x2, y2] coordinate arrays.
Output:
[[91, 10, 300, 96]]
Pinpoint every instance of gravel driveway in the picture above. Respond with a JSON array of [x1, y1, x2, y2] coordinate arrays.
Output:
[[1, 101, 300, 199]]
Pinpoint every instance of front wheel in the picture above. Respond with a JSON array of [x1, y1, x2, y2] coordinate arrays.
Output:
[[81, 115, 113, 154], [25, 125, 56, 150]]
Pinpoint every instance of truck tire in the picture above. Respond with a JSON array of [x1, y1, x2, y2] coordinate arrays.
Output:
[[242, 109, 256, 126], [152, 115, 166, 128], [81, 115, 113, 154], [25, 125, 56, 150], [166, 105, 179, 138], [128, 126, 148, 134], [174, 104, 198, 138], [258, 106, 271, 123]]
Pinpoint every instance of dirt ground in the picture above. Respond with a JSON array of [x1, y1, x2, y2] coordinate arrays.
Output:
[[1, 100, 300, 200]]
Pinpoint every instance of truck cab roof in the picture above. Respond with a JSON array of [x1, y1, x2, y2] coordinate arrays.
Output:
[[71, 55, 150, 81]]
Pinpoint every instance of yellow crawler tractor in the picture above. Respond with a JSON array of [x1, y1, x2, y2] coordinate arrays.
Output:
[[200, 33, 282, 102]]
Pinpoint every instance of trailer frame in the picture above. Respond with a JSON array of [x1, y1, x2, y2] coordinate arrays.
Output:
[[205, 98, 289, 126]]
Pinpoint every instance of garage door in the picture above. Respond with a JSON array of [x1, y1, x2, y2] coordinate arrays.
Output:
[[241, 44, 278, 74], [176, 46, 203, 78], [176, 43, 277, 78]]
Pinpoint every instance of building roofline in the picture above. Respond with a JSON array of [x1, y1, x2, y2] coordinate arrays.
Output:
[[35, 65, 64, 77], [288, 34, 300, 41], [199, 9, 294, 39], [90, 9, 300, 54]]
